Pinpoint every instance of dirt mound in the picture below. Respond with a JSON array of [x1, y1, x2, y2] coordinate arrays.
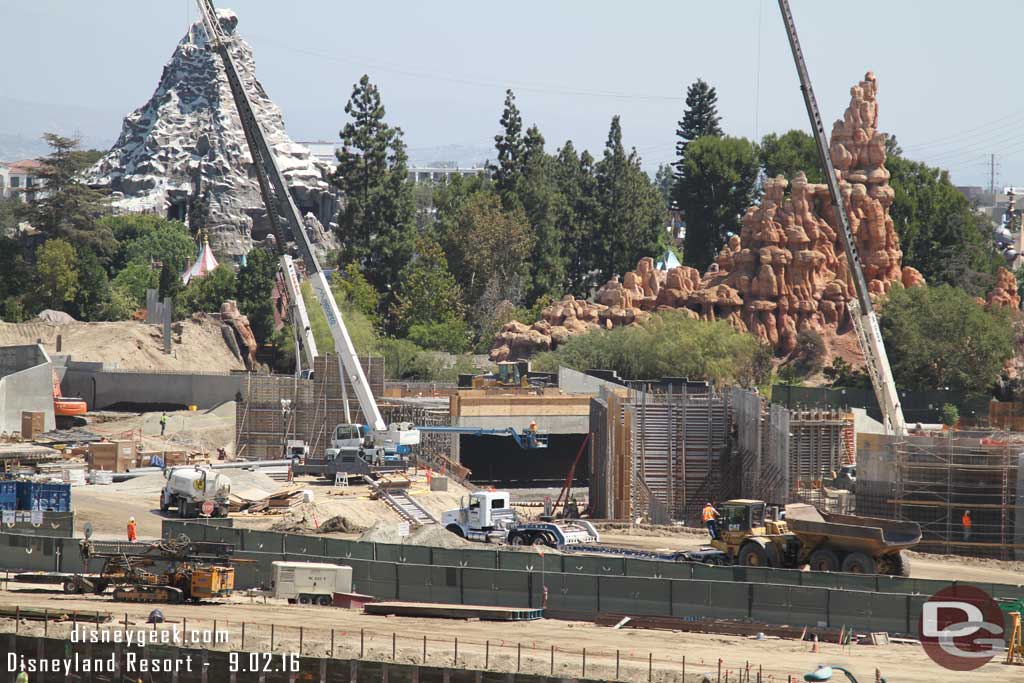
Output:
[[0, 314, 245, 372], [219, 468, 282, 501], [357, 521, 472, 548], [318, 515, 365, 534]]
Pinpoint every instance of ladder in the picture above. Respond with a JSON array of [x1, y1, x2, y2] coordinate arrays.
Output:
[[376, 487, 438, 527], [777, 0, 906, 436]]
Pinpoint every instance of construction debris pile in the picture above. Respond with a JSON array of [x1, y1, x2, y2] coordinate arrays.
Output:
[[491, 73, 926, 362]]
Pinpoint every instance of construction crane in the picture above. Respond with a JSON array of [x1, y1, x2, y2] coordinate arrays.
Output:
[[193, 0, 419, 455], [777, 0, 907, 436]]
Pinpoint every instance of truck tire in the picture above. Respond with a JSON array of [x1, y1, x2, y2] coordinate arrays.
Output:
[[507, 532, 525, 546], [160, 497, 169, 513], [179, 499, 191, 518], [532, 534, 550, 547], [318, 595, 332, 606], [840, 551, 877, 574], [298, 594, 311, 605], [808, 547, 840, 572], [888, 551, 911, 577], [738, 543, 770, 567], [446, 524, 466, 539]]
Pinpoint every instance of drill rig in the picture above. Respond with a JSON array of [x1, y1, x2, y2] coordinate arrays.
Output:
[[66, 535, 235, 604]]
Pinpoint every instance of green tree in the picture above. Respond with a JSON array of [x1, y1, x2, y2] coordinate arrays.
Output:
[[673, 78, 723, 171], [492, 89, 525, 199], [593, 116, 667, 280], [158, 262, 183, 302], [19, 134, 113, 256], [676, 135, 760, 271], [880, 284, 1014, 395], [759, 130, 824, 183], [73, 249, 111, 321], [553, 142, 600, 296], [332, 263, 380, 322], [331, 75, 415, 317], [532, 311, 767, 388], [101, 215, 196, 275], [654, 163, 675, 207], [235, 247, 277, 343], [177, 265, 237, 315], [887, 153, 999, 294], [448, 191, 533, 307], [111, 262, 159, 308], [391, 237, 467, 350], [0, 235, 30, 310], [35, 238, 79, 310], [517, 125, 565, 302]]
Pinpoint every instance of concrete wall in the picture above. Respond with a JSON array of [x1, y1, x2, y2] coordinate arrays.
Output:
[[0, 344, 55, 433], [62, 365, 247, 410]]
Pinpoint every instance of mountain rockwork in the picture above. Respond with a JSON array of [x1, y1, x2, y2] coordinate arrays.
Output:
[[491, 73, 928, 363], [87, 9, 336, 260]]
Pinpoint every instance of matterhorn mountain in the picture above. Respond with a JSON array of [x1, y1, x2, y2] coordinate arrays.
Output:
[[87, 8, 336, 260]]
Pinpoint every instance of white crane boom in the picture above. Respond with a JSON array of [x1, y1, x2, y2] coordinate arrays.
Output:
[[279, 255, 317, 375], [194, 0, 390, 434], [777, 0, 906, 436]]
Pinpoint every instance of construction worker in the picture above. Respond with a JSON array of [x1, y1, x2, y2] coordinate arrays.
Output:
[[127, 516, 137, 543], [160, 412, 168, 436], [962, 510, 972, 542], [526, 420, 538, 447], [702, 502, 720, 541]]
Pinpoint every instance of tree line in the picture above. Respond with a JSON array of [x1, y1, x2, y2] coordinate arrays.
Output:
[[0, 75, 1013, 391]]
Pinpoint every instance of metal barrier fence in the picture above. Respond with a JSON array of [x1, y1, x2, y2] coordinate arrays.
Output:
[[163, 521, 1024, 602]]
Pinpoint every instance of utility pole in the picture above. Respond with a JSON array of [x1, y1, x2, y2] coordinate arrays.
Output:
[[991, 153, 998, 195]]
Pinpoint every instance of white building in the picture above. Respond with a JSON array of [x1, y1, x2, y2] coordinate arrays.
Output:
[[0, 159, 44, 202]]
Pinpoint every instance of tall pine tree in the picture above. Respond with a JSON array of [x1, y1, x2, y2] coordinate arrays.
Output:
[[518, 125, 565, 302], [332, 75, 415, 321], [676, 136, 760, 271], [21, 134, 113, 257], [594, 117, 667, 281], [672, 78, 723, 171], [492, 90, 525, 201], [553, 141, 600, 296]]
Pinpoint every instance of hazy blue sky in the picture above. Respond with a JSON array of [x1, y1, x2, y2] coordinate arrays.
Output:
[[1, 1, 1019, 187]]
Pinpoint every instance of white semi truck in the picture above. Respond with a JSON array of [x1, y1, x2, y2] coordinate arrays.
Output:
[[442, 491, 600, 547], [270, 561, 352, 605], [160, 466, 232, 518]]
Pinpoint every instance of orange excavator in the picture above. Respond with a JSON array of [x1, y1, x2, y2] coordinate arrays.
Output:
[[53, 369, 87, 421]]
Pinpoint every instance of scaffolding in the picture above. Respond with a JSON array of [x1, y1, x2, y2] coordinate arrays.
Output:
[[894, 432, 1023, 558]]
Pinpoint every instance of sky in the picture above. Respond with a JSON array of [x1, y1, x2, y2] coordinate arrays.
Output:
[[0, 1, 1021, 188]]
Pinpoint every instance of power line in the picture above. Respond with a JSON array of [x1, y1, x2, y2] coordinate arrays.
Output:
[[248, 33, 686, 103]]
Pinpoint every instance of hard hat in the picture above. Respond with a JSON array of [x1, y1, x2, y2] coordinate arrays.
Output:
[[705, 502, 711, 506], [129, 516, 135, 522]]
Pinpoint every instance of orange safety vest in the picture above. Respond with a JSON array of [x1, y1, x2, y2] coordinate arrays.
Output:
[[702, 506, 716, 523], [962, 514, 972, 528]]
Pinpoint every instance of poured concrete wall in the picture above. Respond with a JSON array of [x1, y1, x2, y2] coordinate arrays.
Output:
[[0, 344, 55, 433], [62, 365, 246, 410]]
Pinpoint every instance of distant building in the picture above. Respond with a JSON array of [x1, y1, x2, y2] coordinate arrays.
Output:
[[955, 185, 987, 206], [408, 166, 487, 184], [0, 159, 44, 202]]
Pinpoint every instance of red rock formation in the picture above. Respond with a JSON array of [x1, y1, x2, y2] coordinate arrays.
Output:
[[490, 73, 922, 362], [986, 267, 1021, 311], [220, 300, 257, 370]]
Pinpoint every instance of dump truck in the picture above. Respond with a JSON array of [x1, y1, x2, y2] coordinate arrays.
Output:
[[709, 499, 921, 576], [270, 561, 353, 605], [160, 466, 231, 518]]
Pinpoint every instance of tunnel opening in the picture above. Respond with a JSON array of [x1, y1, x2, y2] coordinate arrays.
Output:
[[458, 433, 590, 488]]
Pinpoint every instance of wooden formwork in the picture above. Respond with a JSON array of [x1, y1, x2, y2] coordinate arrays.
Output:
[[235, 355, 384, 460]]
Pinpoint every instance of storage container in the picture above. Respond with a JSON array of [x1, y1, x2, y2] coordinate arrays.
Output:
[[17, 482, 71, 512]]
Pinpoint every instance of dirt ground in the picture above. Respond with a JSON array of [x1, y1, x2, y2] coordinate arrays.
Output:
[[0, 314, 245, 372], [0, 583, 1005, 683], [87, 403, 236, 455], [73, 466, 473, 543]]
